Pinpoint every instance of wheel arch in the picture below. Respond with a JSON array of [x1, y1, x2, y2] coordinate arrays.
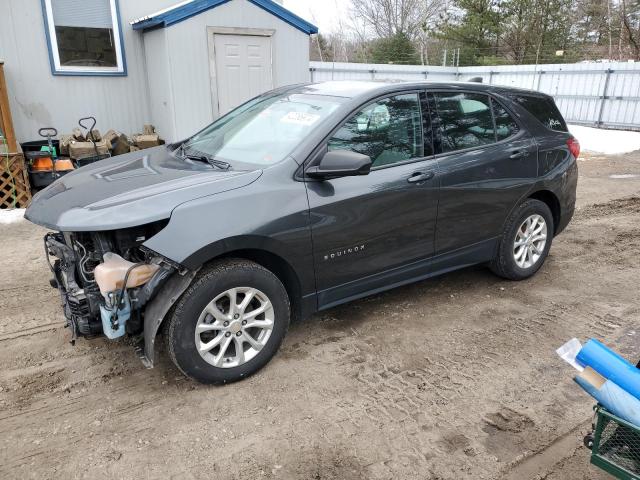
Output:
[[143, 239, 310, 368], [214, 248, 304, 322], [528, 189, 561, 235], [181, 235, 310, 323]]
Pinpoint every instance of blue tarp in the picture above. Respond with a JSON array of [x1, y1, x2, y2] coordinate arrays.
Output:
[[575, 374, 640, 426], [576, 339, 640, 401]]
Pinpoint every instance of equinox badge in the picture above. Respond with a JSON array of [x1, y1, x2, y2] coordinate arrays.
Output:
[[324, 244, 366, 261]]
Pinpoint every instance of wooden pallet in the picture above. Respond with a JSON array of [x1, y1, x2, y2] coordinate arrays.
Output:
[[1, 153, 31, 209]]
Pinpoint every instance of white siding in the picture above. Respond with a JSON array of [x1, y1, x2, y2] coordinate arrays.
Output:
[[158, 0, 310, 140], [144, 28, 176, 143], [0, 0, 176, 143], [0, 0, 311, 143]]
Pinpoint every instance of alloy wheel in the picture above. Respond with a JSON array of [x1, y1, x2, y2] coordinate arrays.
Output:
[[513, 214, 548, 269], [195, 287, 274, 368]]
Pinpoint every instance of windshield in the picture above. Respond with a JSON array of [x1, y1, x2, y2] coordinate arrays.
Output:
[[182, 93, 344, 167]]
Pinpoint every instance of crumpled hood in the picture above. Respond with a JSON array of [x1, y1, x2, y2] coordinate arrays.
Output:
[[25, 146, 262, 231]]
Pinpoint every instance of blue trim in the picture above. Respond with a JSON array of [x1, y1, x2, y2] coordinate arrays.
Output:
[[41, 0, 128, 77], [40, 0, 57, 77], [132, 0, 318, 35], [113, 0, 128, 76], [132, 0, 231, 32], [248, 0, 318, 34]]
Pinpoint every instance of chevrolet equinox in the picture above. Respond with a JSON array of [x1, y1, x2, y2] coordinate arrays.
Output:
[[26, 81, 579, 384]]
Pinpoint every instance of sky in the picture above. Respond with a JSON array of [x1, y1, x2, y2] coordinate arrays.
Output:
[[282, 0, 345, 35]]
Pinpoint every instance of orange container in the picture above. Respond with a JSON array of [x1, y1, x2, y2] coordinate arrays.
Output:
[[54, 159, 74, 171], [31, 156, 54, 172], [30, 156, 74, 172]]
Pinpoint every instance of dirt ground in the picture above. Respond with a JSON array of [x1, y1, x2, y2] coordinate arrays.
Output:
[[0, 151, 639, 480]]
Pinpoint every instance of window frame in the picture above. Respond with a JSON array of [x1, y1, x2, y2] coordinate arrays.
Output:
[[41, 0, 127, 76], [427, 90, 524, 157], [319, 89, 434, 173]]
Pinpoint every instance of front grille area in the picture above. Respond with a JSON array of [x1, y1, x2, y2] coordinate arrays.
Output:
[[67, 294, 90, 318]]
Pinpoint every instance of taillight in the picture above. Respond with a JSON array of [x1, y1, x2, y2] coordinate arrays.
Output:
[[567, 137, 580, 158]]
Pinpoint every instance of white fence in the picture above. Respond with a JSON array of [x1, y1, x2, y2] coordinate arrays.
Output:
[[309, 61, 640, 131]]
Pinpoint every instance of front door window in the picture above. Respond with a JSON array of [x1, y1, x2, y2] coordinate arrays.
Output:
[[328, 93, 426, 168]]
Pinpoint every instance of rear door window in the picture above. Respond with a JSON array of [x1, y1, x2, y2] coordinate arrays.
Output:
[[508, 94, 567, 132], [492, 101, 520, 140], [432, 92, 496, 152]]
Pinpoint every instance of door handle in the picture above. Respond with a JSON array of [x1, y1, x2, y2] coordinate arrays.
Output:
[[407, 171, 434, 183], [509, 150, 527, 159]]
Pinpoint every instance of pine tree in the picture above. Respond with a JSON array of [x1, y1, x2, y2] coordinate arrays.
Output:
[[370, 33, 421, 64], [622, 0, 640, 59], [437, 0, 502, 65]]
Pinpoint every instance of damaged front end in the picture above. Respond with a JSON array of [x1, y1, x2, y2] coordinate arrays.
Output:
[[44, 220, 187, 366]]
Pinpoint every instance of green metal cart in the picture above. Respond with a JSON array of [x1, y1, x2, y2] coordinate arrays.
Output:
[[585, 405, 640, 479]]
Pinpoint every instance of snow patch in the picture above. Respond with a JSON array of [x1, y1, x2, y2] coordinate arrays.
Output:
[[0, 208, 25, 224], [609, 174, 639, 179], [569, 125, 640, 155]]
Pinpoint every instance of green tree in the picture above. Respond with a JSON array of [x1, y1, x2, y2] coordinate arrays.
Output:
[[622, 0, 640, 59], [369, 33, 421, 64], [500, 0, 576, 64], [437, 0, 502, 65], [501, 0, 537, 63], [309, 34, 332, 62]]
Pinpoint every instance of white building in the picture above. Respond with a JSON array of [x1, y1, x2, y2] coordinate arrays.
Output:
[[0, 0, 317, 143]]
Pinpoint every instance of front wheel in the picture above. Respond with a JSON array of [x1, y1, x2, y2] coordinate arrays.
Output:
[[165, 259, 290, 384], [490, 199, 554, 280]]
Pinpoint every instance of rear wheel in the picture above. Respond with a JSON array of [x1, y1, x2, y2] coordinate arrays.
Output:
[[490, 199, 554, 280], [166, 259, 290, 384]]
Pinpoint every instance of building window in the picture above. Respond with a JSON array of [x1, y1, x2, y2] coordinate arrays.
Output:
[[42, 0, 126, 76]]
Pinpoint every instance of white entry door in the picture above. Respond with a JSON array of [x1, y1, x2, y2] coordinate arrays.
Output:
[[212, 33, 273, 116]]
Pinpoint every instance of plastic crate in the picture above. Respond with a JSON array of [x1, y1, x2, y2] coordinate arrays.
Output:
[[21, 139, 60, 156], [590, 406, 640, 480]]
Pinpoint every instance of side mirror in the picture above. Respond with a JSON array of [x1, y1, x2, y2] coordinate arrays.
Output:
[[306, 150, 372, 180]]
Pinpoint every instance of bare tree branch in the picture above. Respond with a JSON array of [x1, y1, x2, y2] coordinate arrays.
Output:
[[349, 0, 443, 40]]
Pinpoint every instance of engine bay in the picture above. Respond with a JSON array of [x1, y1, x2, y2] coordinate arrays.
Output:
[[44, 220, 175, 343]]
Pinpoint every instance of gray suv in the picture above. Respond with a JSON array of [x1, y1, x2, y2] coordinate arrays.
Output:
[[26, 81, 579, 384]]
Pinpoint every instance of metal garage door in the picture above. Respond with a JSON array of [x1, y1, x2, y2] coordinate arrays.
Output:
[[212, 33, 273, 116]]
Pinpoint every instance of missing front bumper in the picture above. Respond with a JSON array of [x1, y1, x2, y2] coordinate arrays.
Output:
[[43, 232, 196, 368]]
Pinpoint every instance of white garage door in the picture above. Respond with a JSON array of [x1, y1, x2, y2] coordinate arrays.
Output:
[[212, 34, 273, 116]]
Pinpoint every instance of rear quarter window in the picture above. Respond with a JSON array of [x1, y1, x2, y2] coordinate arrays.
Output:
[[509, 94, 568, 132]]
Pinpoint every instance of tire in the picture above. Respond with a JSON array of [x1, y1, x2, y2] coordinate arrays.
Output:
[[165, 259, 290, 384], [490, 199, 554, 281]]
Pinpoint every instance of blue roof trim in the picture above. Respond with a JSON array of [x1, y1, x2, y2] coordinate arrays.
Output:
[[247, 0, 318, 34], [132, 0, 230, 31], [132, 0, 318, 35]]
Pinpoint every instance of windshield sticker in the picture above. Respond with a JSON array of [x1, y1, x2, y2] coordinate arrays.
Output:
[[280, 111, 321, 126]]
